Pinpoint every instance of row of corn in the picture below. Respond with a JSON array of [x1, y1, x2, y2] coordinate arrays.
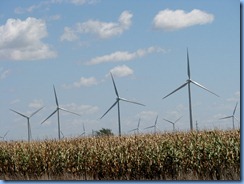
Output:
[[0, 129, 240, 180]]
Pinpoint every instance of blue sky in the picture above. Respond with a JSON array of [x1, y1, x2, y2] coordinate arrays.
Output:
[[0, 0, 240, 140]]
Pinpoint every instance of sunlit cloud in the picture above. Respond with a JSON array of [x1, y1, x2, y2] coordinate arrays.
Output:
[[85, 46, 166, 65], [0, 17, 57, 61], [153, 9, 214, 31]]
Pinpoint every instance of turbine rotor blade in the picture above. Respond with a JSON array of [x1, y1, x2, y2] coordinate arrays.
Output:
[[187, 48, 191, 79], [83, 123, 85, 132], [234, 116, 239, 122], [233, 102, 238, 115], [30, 106, 44, 118], [53, 85, 59, 107], [163, 118, 174, 124], [190, 80, 219, 97], [128, 128, 137, 132], [59, 107, 81, 116], [119, 97, 145, 106], [219, 116, 232, 120], [144, 125, 155, 130], [175, 116, 183, 123], [41, 109, 58, 124], [10, 109, 28, 118], [155, 115, 158, 125], [137, 118, 141, 128], [162, 82, 188, 99], [100, 100, 118, 119], [4, 131, 9, 138], [110, 72, 119, 97]]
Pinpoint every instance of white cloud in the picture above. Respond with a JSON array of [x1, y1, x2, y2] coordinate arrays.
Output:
[[14, 0, 96, 14], [109, 65, 133, 78], [85, 46, 165, 65], [47, 14, 61, 21], [73, 77, 98, 87], [61, 10, 132, 41], [28, 99, 44, 109], [137, 111, 158, 122], [69, 0, 99, 5], [63, 76, 98, 89], [0, 17, 57, 61], [60, 27, 79, 41], [153, 9, 214, 31], [227, 91, 240, 102], [0, 68, 10, 80], [62, 103, 99, 115]]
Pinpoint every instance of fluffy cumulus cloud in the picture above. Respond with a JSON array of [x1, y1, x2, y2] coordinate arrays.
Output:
[[109, 65, 133, 78], [62, 76, 98, 89], [153, 9, 214, 31], [86, 46, 165, 65], [62, 103, 99, 115], [73, 77, 98, 87], [0, 17, 56, 61], [28, 99, 44, 109], [15, 0, 97, 14], [61, 10, 132, 41]]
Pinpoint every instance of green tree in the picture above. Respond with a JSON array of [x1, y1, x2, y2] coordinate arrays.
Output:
[[95, 128, 114, 137]]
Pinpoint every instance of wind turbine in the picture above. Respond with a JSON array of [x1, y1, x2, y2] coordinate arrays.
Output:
[[80, 123, 86, 136], [144, 115, 159, 133], [100, 72, 145, 136], [10, 107, 44, 142], [128, 118, 141, 134], [60, 131, 65, 139], [41, 85, 81, 140], [0, 130, 9, 141], [219, 102, 239, 129], [196, 121, 199, 132], [162, 48, 219, 131], [163, 116, 183, 132]]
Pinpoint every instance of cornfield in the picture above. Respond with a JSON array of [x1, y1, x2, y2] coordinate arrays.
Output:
[[0, 129, 240, 180]]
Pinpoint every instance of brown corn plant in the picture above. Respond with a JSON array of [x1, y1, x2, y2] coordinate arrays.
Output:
[[0, 129, 240, 180]]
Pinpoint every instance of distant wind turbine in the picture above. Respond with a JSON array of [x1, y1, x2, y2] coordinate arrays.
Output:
[[100, 72, 145, 136], [10, 107, 44, 142], [128, 118, 141, 134], [163, 116, 183, 132], [196, 121, 199, 132], [0, 130, 9, 141], [162, 48, 219, 131], [60, 131, 65, 139], [41, 85, 80, 140], [144, 115, 159, 133], [80, 123, 86, 136], [219, 102, 239, 129]]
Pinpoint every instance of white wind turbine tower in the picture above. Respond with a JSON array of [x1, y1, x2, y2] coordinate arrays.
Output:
[[100, 72, 145, 136], [0, 130, 9, 141], [128, 118, 141, 134], [10, 107, 44, 142], [162, 48, 219, 131], [219, 102, 239, 129], [144, 115, 159, 134], [163, 116, 183, 132], [41, 85, 81, 140]]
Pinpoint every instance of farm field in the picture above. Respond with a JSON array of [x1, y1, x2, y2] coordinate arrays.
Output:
[[0, 129, 240, 180]]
